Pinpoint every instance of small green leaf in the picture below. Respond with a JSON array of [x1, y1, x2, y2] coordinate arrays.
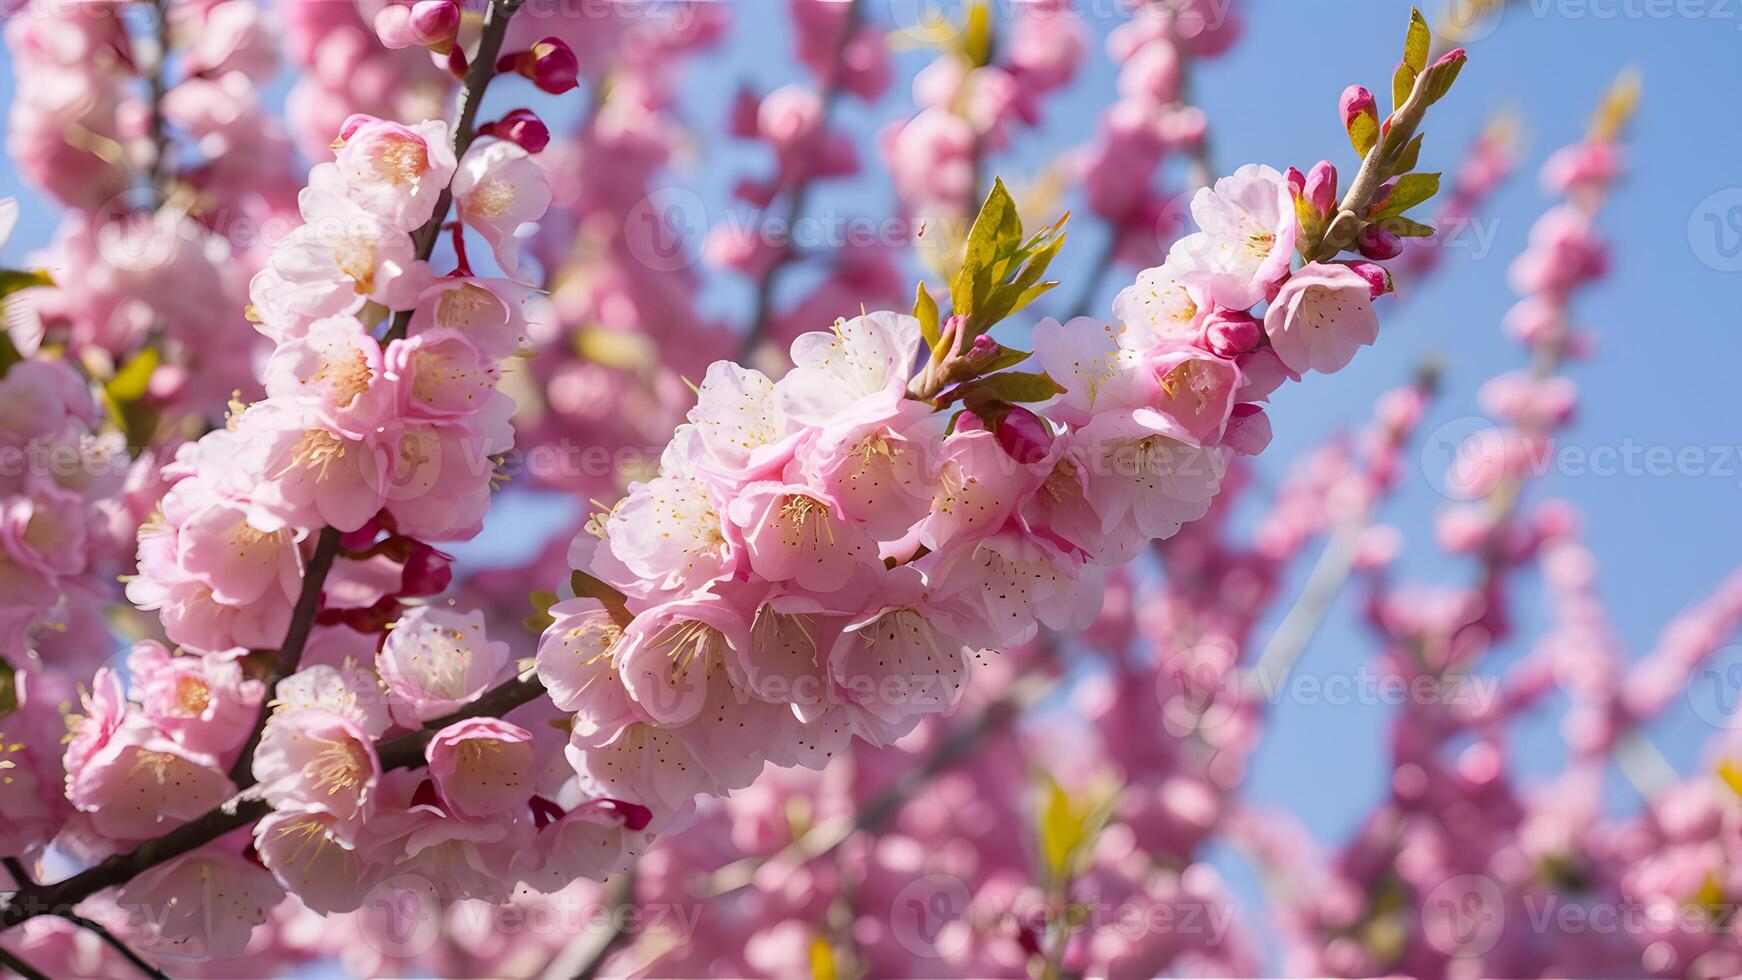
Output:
[[107, 347, 160, 402], [1392, 62, 1417, 116], [1034, 772, 1119, 887], [982, 345, 1032, 373], [959, 0, 993, 68], [1294, 195, 1326, 258], [1392, 133, 1426, 175], [1348, 112, 1379, 158], [1375, 173, 1441, 220], [1403, 7, 1432, 74], [949, 178, 1022, 326], [914, 282, 941, 351], [1375, 172, 1441, 220], [0, 656, 15, 718], [1382, 216, 1437, 238], [968, 370, 1064, 405], [523, 590, 560, 634], [571, 570, 633, 627], [0, 268, 52, 301]]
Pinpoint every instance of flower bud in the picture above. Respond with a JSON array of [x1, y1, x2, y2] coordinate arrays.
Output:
[[1341, 259, 1392, 299], [1202, 308, 1262, 358], [1304, 160, 1338, 217], [375, 0, 458, 51], [992, 405, 1052, 465], [1340, 84, 1378, 151], [1284, 166, 1306, 199], [478, 108, 550, 154], [498, 37, 580, 95], [400, 542, 454, 597], [1356, 224, 1403, 260]]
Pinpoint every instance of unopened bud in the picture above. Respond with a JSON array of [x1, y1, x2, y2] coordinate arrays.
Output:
[[1202, 308, 1262, 358], [498, 37, 580, 95], [1304, 160, 1338, 217], [478, 108, 550, 153], [1356, 225, 1404, 260]]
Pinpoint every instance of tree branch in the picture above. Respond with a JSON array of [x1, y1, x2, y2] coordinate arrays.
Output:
[[0, 671, 547, 931]]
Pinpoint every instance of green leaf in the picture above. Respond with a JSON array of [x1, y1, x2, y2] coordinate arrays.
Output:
[[959, 0, 993, 68], [1392, 61, 1417, 116], [1375, 172, 1441, 220], [523, 590, 560, 634], [1421, 49, 1467, 106], [914, 282, 941, 351], [0, 268, 52, 301], [0, 656, 15, 718], [107, 347, 160, 402], [1035, 772, 1118, 887], [1403, 7, 1432, 74], [1383, 216, 1437, 238], [968, 370, 1064, 405], [571, 570, 633, 627], [1347, 112, 1378, 158], [983, 345, 1032, 373], [949, 178, 1022, 326], [1393, 133, 1425, 176]]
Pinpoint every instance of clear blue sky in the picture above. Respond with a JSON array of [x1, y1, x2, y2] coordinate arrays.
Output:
[[3, 0, 1738, 937]]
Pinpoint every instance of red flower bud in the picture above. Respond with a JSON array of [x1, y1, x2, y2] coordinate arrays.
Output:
[[478, 108, 550, 153], [1357, 224, 1404, 261], [498, 37, 579, 95]]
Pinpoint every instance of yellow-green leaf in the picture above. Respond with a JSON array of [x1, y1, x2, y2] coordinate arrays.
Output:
[[808, 937, 836, 980], [1348, 112, 1378, 158], [1718, 759, 1742, 800], [523, 590, 560, 634], [0, 656, 15, 718], [959, 0, 993, 68], [968, 370, 1063, 405], [914, 281, 941, 351], [1375, 172, 1441, 220], [107, 347, 160, 403], [1421, 49, 1467, 107], [1392, 61, 1417, 115], [1403, 7, 1431, 74], [0, 268, 52, 302]]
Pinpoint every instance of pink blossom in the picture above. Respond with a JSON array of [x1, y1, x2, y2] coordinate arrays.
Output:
[[1262, 262, 1381, 375], [1168, 163, 1296, 309], [376, 604, 510, 726], [453, 139, 553, 274], [127, 641, 265, 759], [115, 844, 282, 959], [333, 115, 457, 230], [425, 717, 536, 819], [253, 708, 382, 824]]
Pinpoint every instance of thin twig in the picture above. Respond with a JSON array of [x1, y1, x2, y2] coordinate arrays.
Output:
[[546, 866, 637, 980], [59, 913, 169, 980], [0, 944, 49, 980], [0, 671, 548, 931]]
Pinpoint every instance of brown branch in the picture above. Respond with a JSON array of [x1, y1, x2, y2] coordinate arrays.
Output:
[[0, 671, 547, 931], [0, 943, 49, 980], [59, 913, 169, 980]]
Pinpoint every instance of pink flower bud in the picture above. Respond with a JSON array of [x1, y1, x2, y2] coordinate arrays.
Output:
[[992, 405, 1052, 464], [1304, 160, 1338, 216], [478, 108, 550, 154], [1357, 224, 1403, 260], [1202, 308, 1262, 358], [338, 518, 385, 552], [400, 542, 454, 597], [1340, 84, 1377, 130], [499, 37, 579, 95], [1223, 403, 1271, 456], [962, 333, 1000, 372], [374, 1, 457, 50], [1340, 259, 1392, 299], [408, 1, 459, 45], [1284, 166, 1306, 199]]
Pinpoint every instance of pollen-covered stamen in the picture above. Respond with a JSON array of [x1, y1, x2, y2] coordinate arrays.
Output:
[[129, 749, 181, 784], [307, 737, 370, 797], [284, 429, 348, 481], [434, 282, 495, 331], [369, 138, 430, 187], [752, 606, 819, 667], [651, 618, 723, 682], [779, 494, 837, 547], [1159, 359, 1220, 414], [172, 674, 211, 718], [470, 178, 515, 217], [274, 817, 337, 869], [406, 626, 477, 699], [309, 346, 373, 407], [333, 234, 378, 294]]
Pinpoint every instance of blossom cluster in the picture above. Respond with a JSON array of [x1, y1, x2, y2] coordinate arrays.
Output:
[[541, 154, 1411, 837]]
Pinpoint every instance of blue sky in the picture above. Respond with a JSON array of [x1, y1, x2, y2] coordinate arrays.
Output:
[[3, 0, 1739, 936]]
